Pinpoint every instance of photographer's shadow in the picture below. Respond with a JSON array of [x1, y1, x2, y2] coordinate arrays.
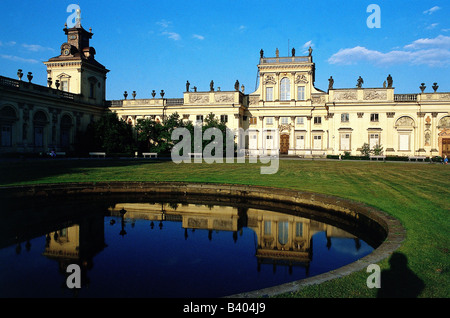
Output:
[[377, 252, 425, 298]]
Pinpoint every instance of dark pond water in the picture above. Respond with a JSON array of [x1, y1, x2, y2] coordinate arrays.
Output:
[[0, 194, 381, 298]]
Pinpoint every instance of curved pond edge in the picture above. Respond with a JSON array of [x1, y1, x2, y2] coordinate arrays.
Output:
[[0, 181, 406, 298]]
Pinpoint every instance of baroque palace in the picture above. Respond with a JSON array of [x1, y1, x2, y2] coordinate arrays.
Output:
[[1, 17, 450, 158]]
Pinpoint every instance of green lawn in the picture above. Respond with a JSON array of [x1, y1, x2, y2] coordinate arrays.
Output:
[[1, 158, 449, 298]]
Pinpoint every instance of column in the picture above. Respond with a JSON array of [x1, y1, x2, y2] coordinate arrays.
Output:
[[431, 112, 439, 154], [417, 112, 425, 153], [259, 116, 264, 156], [274, 116, 280, 154], [289, 117, 295, 154], [306, 116, 312, 154]]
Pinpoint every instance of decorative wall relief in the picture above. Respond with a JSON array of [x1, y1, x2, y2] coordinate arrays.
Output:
[[438, 116, 450, 128], [189, 94, 209, 104], [334, 90, 357, 101], [425, 130, 431, 146], [312, 94, 326, 104], [214, 93, 234, 103], [248, 95, 260, 106], [395, 116, 415, 126], [295, 74, 308, 84], [364, 89, 387, 101], [264, 75, 277, 85]]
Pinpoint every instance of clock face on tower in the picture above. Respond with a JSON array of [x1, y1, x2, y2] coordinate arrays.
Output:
[[64, 49, 70, 56]]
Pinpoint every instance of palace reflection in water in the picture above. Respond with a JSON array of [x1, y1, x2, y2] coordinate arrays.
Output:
[[0, 198, 372, 297]]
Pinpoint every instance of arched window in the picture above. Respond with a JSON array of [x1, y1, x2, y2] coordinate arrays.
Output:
[[33, 111, 48, 148], [60, 114, 73, 149], [280, 77, 290, 101], [0, 105, 17, 147]]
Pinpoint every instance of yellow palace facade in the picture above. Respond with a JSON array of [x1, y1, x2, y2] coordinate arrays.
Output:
[[1, 17, 450, 158], [110, 48, 450, 159]]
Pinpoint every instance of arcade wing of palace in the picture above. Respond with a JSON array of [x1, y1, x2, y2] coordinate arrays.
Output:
[[1, 17, 450, 158]]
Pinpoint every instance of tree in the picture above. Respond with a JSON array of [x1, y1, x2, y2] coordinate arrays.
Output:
[[189, 113, 235, 156], [360, 142, 384, 157], [77, 112, 134, 155], [373, 144, 384, 156], [360, 143, 371, 157], [135, 112, 191, 154]]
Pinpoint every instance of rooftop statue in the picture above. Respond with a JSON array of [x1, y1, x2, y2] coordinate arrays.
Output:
[[328, 76, 334, 90], [356, 76, 364, 88], [387, 74, 393, 88]]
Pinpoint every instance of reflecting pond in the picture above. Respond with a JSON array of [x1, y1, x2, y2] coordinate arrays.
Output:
[[0, 194, 381, 298]]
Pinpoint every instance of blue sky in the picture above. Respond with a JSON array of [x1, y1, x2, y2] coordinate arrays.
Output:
[[1, 0, 449, 100]]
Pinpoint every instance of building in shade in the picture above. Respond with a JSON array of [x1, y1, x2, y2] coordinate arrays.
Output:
[[1, 17, 450, 159], [0, 18, 108, 155]]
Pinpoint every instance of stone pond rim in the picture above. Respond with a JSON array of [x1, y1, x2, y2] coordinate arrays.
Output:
[[0, 181, 406, 297]]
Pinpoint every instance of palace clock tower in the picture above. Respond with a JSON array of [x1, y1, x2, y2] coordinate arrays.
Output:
[[44, 9, 109, 105]]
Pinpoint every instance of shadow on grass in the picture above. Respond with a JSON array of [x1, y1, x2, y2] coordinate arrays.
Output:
[[377, 252, 425, 298], [0, 158, 167, 186]]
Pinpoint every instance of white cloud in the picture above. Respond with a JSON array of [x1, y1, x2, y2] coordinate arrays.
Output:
[[0, 54, 39, 64], [302, 40, 314, 54], [426, 23, 439, 30], [404, 35, 450, 49], [156, 19, 172, 29], [22, 43, 54, 52], [303, 40, 313, 49], [192, 34, 205, 40], [162, 31, 181, 41], [328, 35, 450, 67], [423, 6, 441, 15], [0, 41, 17, 47]]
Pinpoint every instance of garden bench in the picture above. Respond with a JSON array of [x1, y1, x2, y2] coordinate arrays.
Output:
[[143, 152, 158, 158], [47, 152, 66, 157], [408, 156, 426, 162], [370, 155, 386, 161], [89, 152, 106, 158]]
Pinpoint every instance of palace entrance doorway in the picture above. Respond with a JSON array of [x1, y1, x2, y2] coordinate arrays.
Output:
[[442, 138, 450, 158], [438, 128, 450, 158], [280, 134, 289, 154]]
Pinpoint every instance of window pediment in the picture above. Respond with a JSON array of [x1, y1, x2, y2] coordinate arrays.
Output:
[[57, 73, 71, 79]]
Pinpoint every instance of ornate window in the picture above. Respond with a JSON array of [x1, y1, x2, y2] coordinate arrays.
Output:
[[313, 135, 322, 149], [265, 87, 273, 101], [296, 134, 305, 149], [280, 77, 290, 101], [340, 133, 351, 151], [369, 133, 380, 149], [297, 86, 305, 100]]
